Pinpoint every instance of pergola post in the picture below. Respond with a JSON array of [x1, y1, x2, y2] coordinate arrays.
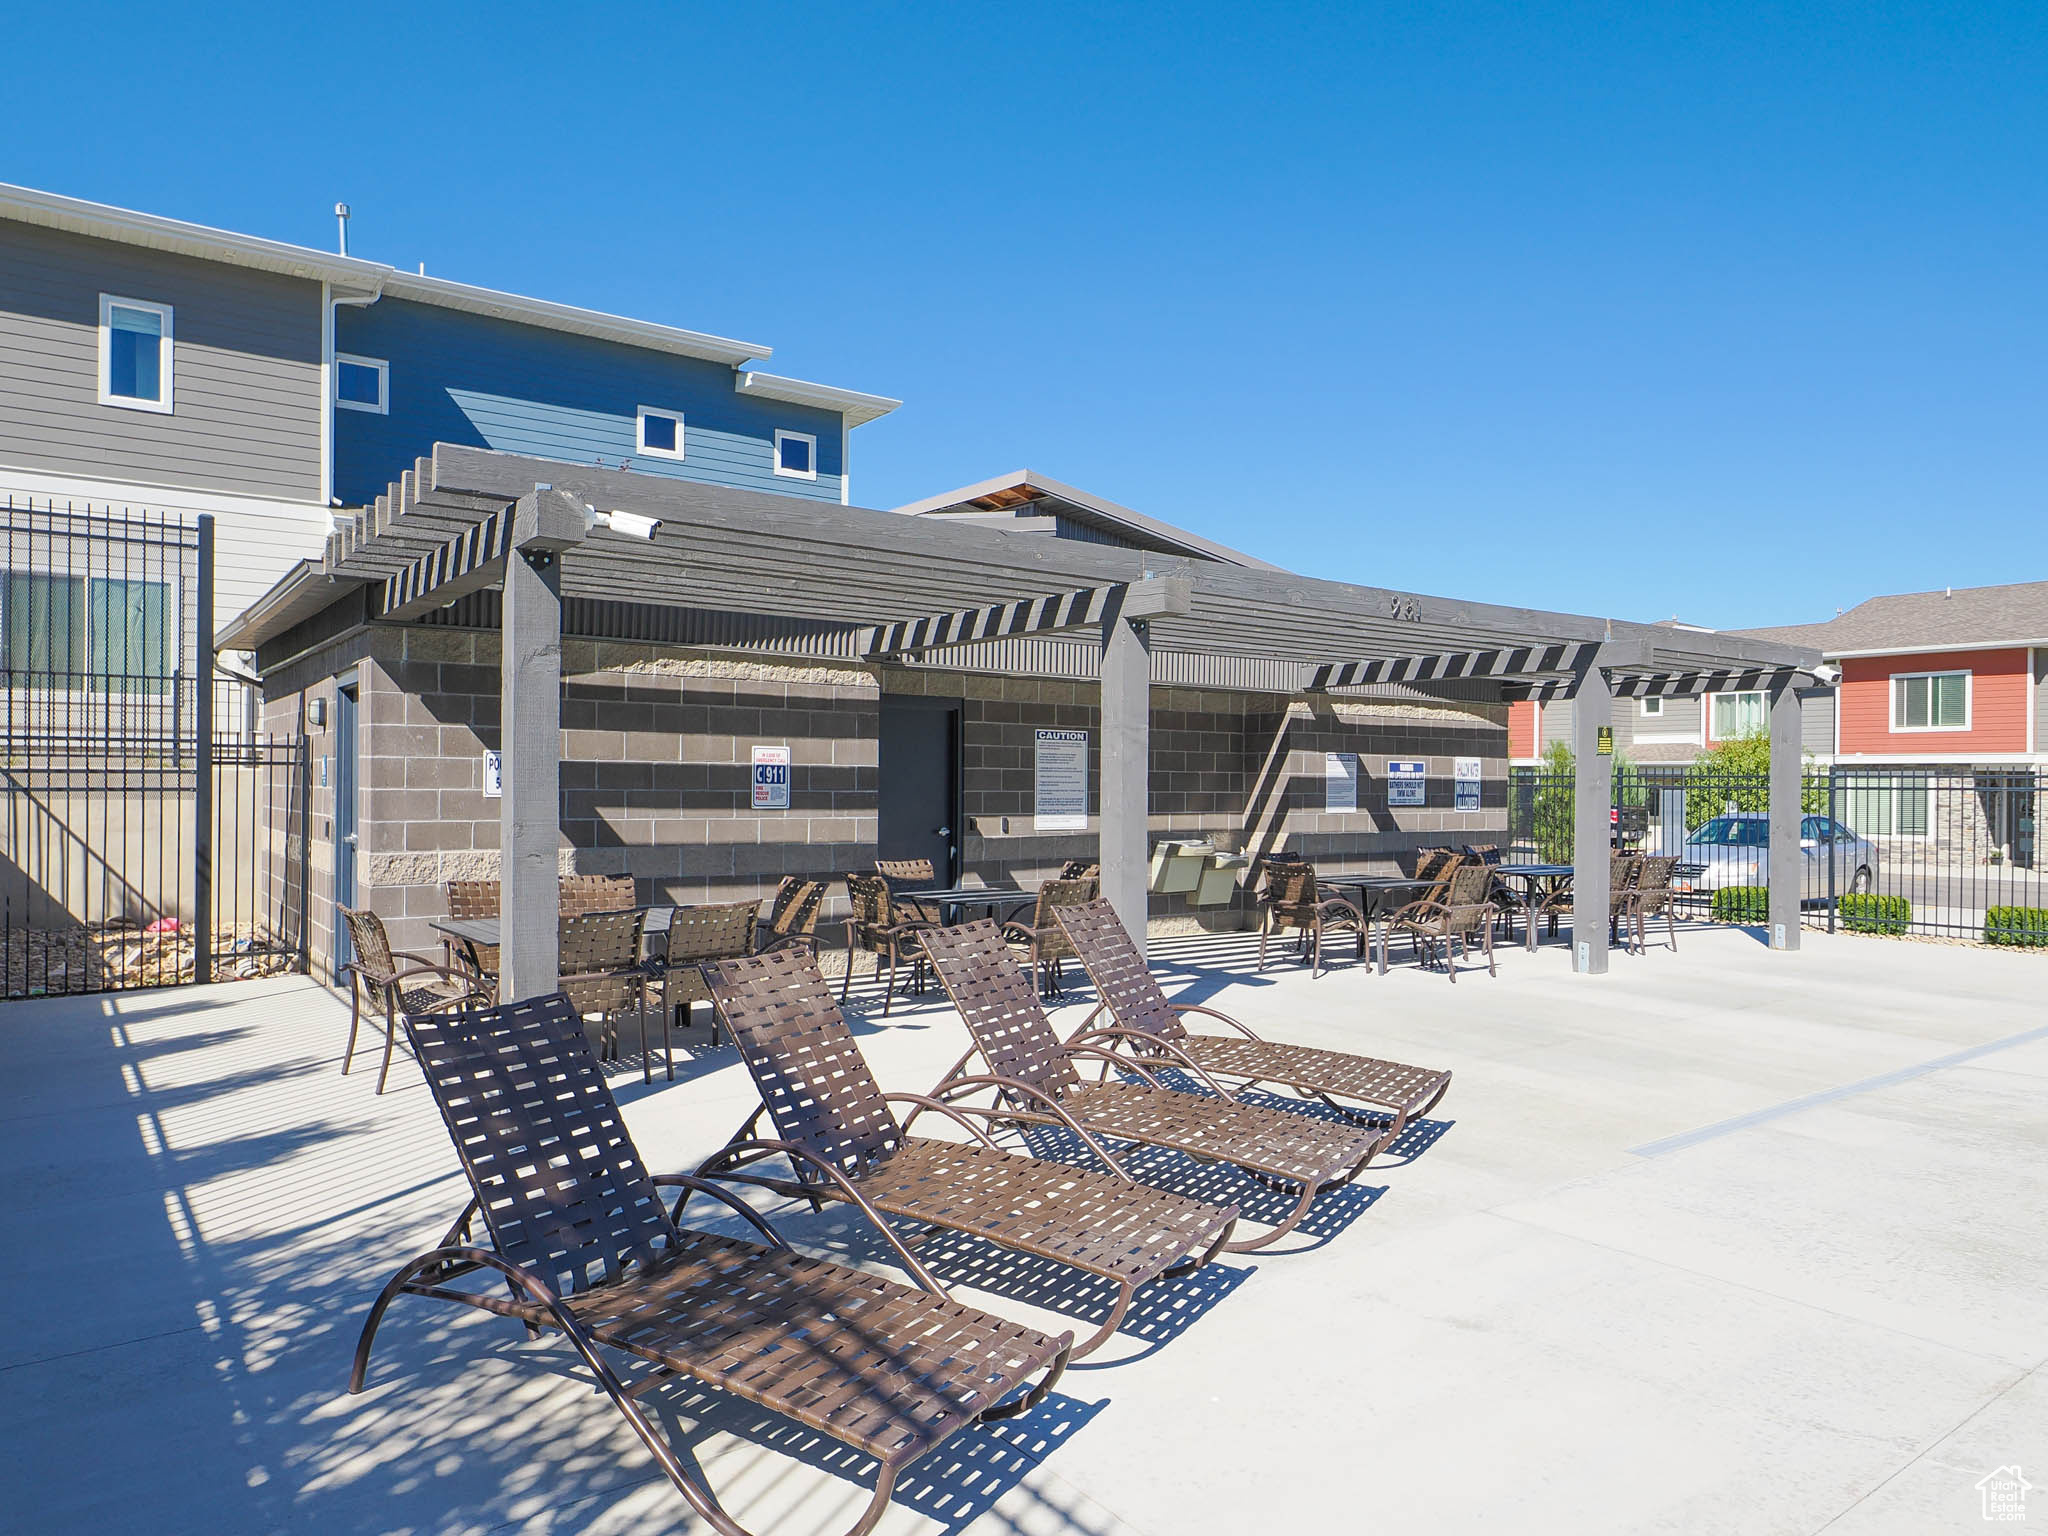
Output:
[[1097, 575, 1193, 955], [1767, 678, 1804, 951], [1571, 656, 1615, 974], [498, 488, 586, 1001]]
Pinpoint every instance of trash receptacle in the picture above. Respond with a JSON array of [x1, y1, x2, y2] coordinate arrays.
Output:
[[1192, 850, 1249, 907]]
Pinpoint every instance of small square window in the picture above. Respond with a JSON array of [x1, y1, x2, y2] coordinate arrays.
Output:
[[774, 429, 818, 480], [1639, 696, 1664, 718], [637, 406, 685, 460], [334, 354, 388, 414], [99, 295, 173, 413]]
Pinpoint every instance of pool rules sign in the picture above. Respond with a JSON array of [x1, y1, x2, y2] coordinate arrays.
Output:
[[1034, 729, 1089, 830], [751, 745, 792, 810]]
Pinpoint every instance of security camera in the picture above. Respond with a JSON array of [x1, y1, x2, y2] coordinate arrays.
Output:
[[1813, 662, 1842, 687], [583, 506, 662, 541]]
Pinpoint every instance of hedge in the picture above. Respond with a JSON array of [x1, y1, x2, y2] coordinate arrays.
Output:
[[1711, 886, 1769, 923], [1838, 893, 1911, 935], [1984, 905, 2048, 948]]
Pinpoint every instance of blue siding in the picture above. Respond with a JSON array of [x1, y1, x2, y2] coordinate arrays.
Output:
[[332, 297, 844, 506]]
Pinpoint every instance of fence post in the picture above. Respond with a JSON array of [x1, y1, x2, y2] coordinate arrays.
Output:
[[296, 735, 312, 973], [1826, 767, 1838, 934], [193, 514, 214, 985]]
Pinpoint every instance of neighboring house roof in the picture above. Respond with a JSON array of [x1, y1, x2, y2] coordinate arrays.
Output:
[[1732, 580, 2048, 657], [891, 470, 1284, 570], [0, 181, 895, 420]]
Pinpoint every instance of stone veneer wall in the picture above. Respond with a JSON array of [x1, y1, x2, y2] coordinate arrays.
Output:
[[262, 620, 1509, 974]]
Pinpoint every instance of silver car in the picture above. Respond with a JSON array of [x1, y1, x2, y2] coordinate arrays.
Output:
[[1674, 812, 1878, 899]]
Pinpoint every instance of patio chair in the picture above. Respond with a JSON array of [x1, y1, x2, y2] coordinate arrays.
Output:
[[873, 857, 944, 923], [338, 905, 493, 1094], [754, 875, 828, 957], [1462, 843, 1504, 866], [1619, 855, 1680, 955], [560, 873, 637, 917], [1607, 853, 1643, 943], [443, 879, 501, 978], [1055, 898, 1452, 1135], [921, 921, 1390, 1253], [841, 872, 935, 1015], [1001, 875, 1098, 997], [1377, 862, 1498, 982], [1256, 860, 1365, 977], [1058, 860, 1100, 880], [350, 992, 1072, 1536], [559, 908, 648, 1071], [655, 898, 761, 1051], [699, 948, 1238, 1358]]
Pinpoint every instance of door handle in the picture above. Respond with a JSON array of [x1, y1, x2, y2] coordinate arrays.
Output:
[[341, 833, 358, 846]]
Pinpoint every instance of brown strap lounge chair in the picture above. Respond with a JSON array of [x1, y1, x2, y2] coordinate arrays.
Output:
[[920, 921, 1390, 1253], [1055, 897, 1452, 1135], [350, 992, 1071, 1536], [699, 948, 1238, 1358]]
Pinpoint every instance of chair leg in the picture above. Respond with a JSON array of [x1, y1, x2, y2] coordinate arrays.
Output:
[[342, 975, 363, 1076], [640, 994, 652, 1087], [375, 987, 399, 1094], [1257, 916, 1270, 971], [839, 923, 857, 1004], [882, 951, 896, 1018], [1485, 924, 1496, 978]]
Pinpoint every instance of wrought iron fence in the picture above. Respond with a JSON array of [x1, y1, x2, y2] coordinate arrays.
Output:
[[2, 499, 310, 997], [1510, 763, 2046, 944]]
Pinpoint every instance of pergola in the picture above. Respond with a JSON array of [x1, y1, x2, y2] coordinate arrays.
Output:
[[224, 444, 1821, 996]]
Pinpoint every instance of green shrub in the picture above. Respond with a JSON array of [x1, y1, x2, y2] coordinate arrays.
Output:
[[1529, 740, 1576, 864], [1683, 732, 1825, 834], [1839, 893, 1911, 935], [1711, 885, 1769, 923], [1984, 905, 2048, 948]]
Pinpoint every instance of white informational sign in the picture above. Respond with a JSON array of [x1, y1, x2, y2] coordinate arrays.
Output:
[[1324, 752, 1359, 813], [751, 745, 792, 810], [1387, 759, 1427, 807], [1034, 729, 1090, 830], [482, 750, 502, 799], [1453, 756, 1482, 812]]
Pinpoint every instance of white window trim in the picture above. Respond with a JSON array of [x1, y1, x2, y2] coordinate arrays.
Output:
[[332, 353, 389, 415], [1709, 690, 1768, 740], [636, 406, 686, 460], [97, 294, 174, 414], [773, 428, 819, 480], [1889, 668, 1972, 733], [1638, 696, 1664, 718]]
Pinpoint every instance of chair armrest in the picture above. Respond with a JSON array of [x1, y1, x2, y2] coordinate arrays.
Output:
[[925, 1075, 1136, 1182], [1066, 1027, 1242, 1100], [998, 920, 1039, 944], [649, 1173, 793, 1251], [880, 1092, 1006, 1151], [1168, 1002, 1266, 1042]]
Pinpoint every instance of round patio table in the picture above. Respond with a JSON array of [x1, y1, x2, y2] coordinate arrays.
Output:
[[1490, 864, 1574, 953]]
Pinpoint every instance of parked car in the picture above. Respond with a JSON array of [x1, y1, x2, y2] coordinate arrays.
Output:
[[1675, 813, 1877, 899]]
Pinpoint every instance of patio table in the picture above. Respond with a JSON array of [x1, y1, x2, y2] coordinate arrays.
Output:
[[899, 884, 1036, 926], [430, 906, 678, 976], [1491, 863, 1574, 952]]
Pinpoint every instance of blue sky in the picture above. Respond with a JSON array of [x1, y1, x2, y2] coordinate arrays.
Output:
[[9, 2, 2044, 628]]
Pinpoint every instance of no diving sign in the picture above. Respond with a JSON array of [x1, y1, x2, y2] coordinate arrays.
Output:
[[752, 745, 792, 810]]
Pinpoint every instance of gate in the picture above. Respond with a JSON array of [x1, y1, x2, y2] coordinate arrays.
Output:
[[2, 499, 309, 997]]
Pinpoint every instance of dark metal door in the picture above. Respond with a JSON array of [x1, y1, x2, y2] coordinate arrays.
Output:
[[333, 682, 358, 969], [877, 695, 959, 882]]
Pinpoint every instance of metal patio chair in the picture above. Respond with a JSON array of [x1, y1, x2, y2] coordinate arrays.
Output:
[[349, 991, 1072, 1536], [873, 858, 943, 924], [337, 905, 493, 1094], [1055, 897, 1452, 1135], [1001, 875, 1098, 997], [754, 875, 828, 957], [1619, 854, 1680, 955], [1607, 853, 1643, 943], [699, 948, 1238, 1359], [442, 879, 501, 979], [921, 921, 1390, 1253], [653, 898, 761, 1053], [560, 873, 637, 917], [558, 907, 647, 1071], [1256, 859, 1366, 977], [1378, 862, 1498, 982], [841, 872, 935, 1015]]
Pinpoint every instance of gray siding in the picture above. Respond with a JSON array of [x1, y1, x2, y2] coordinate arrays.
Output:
[[1801, 687, 1837, 755], [0, 221, 324, 501]]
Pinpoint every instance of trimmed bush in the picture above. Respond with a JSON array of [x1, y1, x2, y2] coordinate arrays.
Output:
[[1711, 885, 1770, 923], [1838, 893, 1911, 935], [1984, 905, 2048, 948]]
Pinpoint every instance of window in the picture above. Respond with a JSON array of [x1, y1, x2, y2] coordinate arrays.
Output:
[[1842, 777, 1930, 838], [773, 429, 818, 480], [1710, 691, 1767, 739], [1639, 696, 1664, 718], [334, 353, 388, 414], [98, 295, 173, 412], [636, 406, 685, 460], [1, 572, 172, 692], [1892, 670, 1969, 731]]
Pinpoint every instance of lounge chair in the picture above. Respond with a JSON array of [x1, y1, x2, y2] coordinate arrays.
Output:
[[920, 921, 1390, 1252], [699, 948, 1238, 1357], [350, 992, 1071, 1536], [1055, 897, 1452, 1134]]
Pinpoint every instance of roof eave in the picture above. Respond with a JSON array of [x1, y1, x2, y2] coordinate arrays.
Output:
[[735, 371, 901, 427]]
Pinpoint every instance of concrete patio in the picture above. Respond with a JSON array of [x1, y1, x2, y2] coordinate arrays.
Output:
[[2, 924, 2043, 1535]]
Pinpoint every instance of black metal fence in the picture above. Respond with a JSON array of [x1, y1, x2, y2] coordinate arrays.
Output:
[[1510, 763, 2046, 944], [2, 499, 310, 997]]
